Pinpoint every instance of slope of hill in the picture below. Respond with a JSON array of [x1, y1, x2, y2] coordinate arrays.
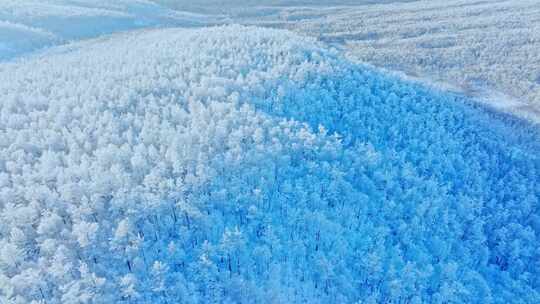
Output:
[[4, 0, 540, 123], [0, 26, 538, 303], [222, 0, 540, 123], [0, 0, 215, 61]]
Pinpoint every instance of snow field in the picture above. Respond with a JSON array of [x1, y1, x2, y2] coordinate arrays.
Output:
[[0, 0, 215, 61]]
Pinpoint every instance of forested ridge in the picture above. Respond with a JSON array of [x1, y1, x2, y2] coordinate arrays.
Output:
[[0, 26, 539, 303]]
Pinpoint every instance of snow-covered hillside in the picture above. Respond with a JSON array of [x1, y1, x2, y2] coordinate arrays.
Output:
[[1, 1, 540, 303], [0, 0, 215, 61], [1, 25, 539, 303], [153, 0, 413, 14], [219, 0, 540, 123], [3, 0, 540, 122]]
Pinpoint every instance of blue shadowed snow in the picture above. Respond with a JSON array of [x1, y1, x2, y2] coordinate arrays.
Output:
[[0, 0, 215, 61], [0, 26, 538, 304]]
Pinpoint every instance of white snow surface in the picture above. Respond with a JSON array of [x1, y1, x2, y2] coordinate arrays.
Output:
[[0, 0, 215, 61]]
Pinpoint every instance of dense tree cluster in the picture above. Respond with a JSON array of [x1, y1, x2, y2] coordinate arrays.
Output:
[[0, 26, 539, 303]]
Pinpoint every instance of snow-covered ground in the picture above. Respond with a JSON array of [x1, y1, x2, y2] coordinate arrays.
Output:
[[0, 0, 217, 61]]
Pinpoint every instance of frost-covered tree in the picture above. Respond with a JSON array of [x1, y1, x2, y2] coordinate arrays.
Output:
[[0, 25, 538, 303]]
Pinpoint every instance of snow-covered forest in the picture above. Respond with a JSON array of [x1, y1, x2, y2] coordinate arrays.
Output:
[[0, 1, 539, 304]]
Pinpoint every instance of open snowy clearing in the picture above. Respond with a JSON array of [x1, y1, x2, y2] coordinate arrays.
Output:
[[0, 0, 217, 61]]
